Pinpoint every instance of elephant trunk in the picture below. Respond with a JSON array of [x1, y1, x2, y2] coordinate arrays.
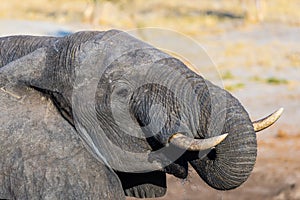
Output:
[[190, 126, 257, 190], [189, 89, 257, 190]]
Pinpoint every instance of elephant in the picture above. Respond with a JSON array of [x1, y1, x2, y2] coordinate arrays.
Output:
[[0, 30, 283, 199]]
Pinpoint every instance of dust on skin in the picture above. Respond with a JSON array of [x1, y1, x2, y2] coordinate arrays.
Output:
[[1, 1, 299, 199]]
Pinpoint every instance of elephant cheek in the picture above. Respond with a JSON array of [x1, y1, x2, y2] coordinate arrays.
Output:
[[189, 129, 257, 190]]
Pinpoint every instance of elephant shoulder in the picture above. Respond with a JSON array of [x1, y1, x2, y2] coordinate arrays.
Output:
[[0, 86, 125, 199]]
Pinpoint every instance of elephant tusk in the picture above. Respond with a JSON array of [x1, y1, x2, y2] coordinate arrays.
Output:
[[252, 107, 284, 132], [168, 133, 228, 151]]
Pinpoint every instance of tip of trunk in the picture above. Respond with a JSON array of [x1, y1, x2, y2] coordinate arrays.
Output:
[[189, 126, 257, 190]]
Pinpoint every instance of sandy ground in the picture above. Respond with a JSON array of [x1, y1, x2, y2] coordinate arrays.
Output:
[[0, 4, 299, 199]]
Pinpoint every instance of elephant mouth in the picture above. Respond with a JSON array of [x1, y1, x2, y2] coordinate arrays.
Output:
[[165, 148, 220, 178], [164, 108, 283, 180]]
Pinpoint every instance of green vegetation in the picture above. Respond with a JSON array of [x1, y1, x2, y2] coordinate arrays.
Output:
[[250, 76, 289, 85], [221, 71, 235, 80], [266, 77, 289, 85], [225, 83, 245, 91]]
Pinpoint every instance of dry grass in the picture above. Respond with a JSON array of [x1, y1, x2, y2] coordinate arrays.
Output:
[[0, 0, 299, 32], [286, 52, 300, 67], [0, 0, 87, 23]]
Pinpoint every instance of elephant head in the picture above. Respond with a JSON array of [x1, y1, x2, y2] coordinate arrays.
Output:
[[0, 30, 283, 198]]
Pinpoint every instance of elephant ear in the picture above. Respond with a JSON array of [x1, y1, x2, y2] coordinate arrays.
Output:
[[116, 171, 166, 198], [0, 47, 47, 88]]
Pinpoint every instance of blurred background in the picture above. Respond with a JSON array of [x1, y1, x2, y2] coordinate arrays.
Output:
[[1, 0, 299, 199]]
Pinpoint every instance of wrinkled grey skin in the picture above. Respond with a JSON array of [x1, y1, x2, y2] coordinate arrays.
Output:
[[0, 84, 124, 199], [0, 30, 257, 199]]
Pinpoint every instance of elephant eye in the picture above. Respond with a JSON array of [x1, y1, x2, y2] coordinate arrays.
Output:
[[115, 88, 129, 98]]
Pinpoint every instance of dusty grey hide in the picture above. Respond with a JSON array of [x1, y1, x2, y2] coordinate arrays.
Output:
[[0, 30, 258, 199]]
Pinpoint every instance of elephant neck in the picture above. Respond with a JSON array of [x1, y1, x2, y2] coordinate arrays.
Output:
[[29, 32, 104, 125]]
